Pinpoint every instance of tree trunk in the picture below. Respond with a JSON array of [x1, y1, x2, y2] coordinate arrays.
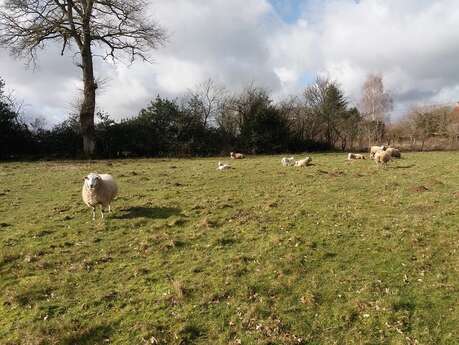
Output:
[[367, 128, 372, 149], [80, 45, 96, 157]]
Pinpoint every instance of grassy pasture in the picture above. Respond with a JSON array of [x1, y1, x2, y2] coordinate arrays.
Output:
[[0, 153, 458, 345]]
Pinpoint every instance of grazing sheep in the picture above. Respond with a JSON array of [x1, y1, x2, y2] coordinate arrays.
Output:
[[82, 173, 118, 220], [217, 161, 232, 171], [230, 152, 245, 159], [294, 157, 312, 167], [374, 150, 391, 167], [370, 145, 387, 158], [281, 157, 295, 166], [348, 153, 366, 160], [386, 147, 401, 158]]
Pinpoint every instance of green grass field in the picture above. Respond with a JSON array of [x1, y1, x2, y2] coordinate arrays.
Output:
[[0, 153, 458, 345]]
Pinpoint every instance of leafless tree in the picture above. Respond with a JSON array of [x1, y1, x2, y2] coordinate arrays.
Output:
[[0, 0, 166, 156], [297, 80, 325, 142], [0, 77, 15, 108], [216, 84, 270, 133], [359, 74, 393, 146], [406, 104, 452, 150], [360, 74, 393, 122], [446, 105, 459, 144], [187, 79, 226, 127]]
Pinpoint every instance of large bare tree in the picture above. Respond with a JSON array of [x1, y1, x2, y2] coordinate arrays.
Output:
[[0, 0, 166, 156], [360, 74, 393, 122], [359, 74, 393, 146]]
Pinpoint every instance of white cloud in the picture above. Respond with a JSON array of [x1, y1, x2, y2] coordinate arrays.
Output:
[[1, 0, 459, 124], [319, 0, 459, 112]]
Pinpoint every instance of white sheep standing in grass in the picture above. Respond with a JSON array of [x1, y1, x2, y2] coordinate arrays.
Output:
[[230, 152, 245, 159], [370, 145, 387, 159], [217, 161, 232, 171], [348, 153, 366, 160], [82, 173, 118, 220], [386, 147, 401, 158], [294, 157, 312, 167], [374, 150, 392, 167], [281, 157, 295, 166]]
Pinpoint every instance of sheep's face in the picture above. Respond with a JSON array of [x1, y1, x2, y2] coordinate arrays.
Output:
[[84, 173, 101, 190]]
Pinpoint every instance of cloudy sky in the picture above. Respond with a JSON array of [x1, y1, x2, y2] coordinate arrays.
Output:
[[1, 0, 459, 125]]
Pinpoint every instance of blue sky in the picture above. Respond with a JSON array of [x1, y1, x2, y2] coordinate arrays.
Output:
[[269, 0, 305, 23], [269, 0, 360, 24]]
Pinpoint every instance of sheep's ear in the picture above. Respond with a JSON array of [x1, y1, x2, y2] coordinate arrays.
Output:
[[83, 176, 88, 181]]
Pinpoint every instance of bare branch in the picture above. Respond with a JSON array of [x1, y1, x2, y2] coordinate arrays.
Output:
[[0, 0, 167, 155], [359, 73, 393, 123], [0, 0, 166, 63]]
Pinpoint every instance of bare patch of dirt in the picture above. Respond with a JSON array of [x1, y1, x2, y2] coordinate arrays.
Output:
[[198, 216, 217, 229], [427, 179, 444, 187], [317, 169, 345, 177], [411, 185, 429, 193], [328, 170, 346, 177]]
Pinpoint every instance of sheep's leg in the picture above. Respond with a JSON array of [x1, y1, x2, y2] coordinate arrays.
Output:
[[100, 205, 104, 219], [91, 207, 96, 221], [108, 204, 111, 213]]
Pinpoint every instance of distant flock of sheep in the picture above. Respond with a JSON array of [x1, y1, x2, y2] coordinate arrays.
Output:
[[368, 145, 401, 166], [82, 146, 401, 219]]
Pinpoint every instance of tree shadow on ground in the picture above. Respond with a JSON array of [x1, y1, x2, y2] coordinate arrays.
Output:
[[114, 206, 181, 219]]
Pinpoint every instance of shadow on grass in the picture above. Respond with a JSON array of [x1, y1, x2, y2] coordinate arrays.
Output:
[[0, 223, 11, 229], [392, 164, 416, 169], [8, 285, 53, 307], [62, 324, 113, 345], [114, 206, 181, 219]]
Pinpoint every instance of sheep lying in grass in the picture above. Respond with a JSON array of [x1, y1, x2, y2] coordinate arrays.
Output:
[[294, 157, 312, 167], [281, 157, 295, 166], [217, 161, 232, 171], [370, 145, 387, 158], [348, 153, 366, 160], [82, 173, 118, 220], [230, 152, 245, 159], [386, 147, 401, 158], [374, 150, 391, 167]]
